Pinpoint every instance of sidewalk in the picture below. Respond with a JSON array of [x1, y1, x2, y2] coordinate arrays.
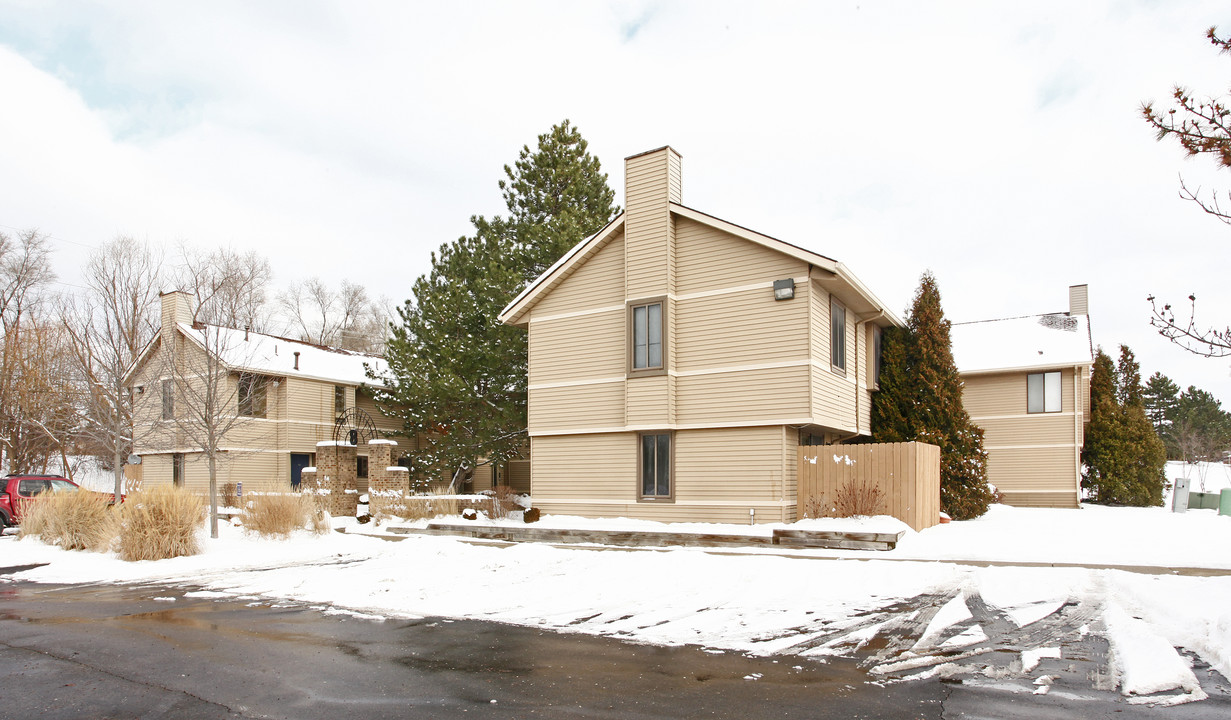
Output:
[[340, 524, 1231, 577]]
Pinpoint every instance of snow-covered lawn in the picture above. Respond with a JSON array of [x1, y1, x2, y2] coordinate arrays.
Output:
[[4, 503, 1231, 705]]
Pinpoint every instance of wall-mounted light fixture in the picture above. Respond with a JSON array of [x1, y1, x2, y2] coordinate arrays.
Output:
[[773, 278, 796, 301], [135, 385, 145, 394]]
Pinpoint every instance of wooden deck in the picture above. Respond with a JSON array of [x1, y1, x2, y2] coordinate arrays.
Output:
[[387, 522, 906, 551]]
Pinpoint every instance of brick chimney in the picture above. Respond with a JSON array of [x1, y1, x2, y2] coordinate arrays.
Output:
[[1068, 284, 1088, 316]]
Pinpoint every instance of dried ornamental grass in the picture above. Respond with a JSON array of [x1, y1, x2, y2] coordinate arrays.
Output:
[[395, 490, 461, 521], [241, 492, 328, 538], [118, 485, 204, 561], [18, 490, 118, 552]]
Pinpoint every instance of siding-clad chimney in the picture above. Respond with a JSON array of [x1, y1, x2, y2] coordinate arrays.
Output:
[[160, 290, 194, 345], [624, 146, 682, 299], [1068, 284, 1088, 316]]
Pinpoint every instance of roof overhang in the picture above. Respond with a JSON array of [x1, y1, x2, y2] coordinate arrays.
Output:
[[499, 203, 903, 328]]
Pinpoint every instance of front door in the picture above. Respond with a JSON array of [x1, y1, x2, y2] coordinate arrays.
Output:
[[290, 453, 310, 489]]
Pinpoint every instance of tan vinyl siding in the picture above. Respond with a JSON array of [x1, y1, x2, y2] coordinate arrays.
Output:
[[625, 374, 670, 427], [528, 309, 625, 385], [624, 149, 679, 299], [675, 427, 790, 505], [531, 433, 635, 501], [532, 428, 792, 523], [963, 369, 1081, 507], [529, 382, 625, 433], [963, 368, 1075, 417], [674, 286, 809, 371], [676, 366, 810, 425], [808, 280, 861, 433], [531, 232, 626, 317], [674, 217, 805, 296]]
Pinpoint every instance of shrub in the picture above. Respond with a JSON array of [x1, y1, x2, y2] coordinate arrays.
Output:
[[118, 485, 204, 561], [18, 490, 118, 552], [221, 482, 238, 507], [481, 485, 519, 520], [801, 478, 885, 519], [241, 493, 328, 538]]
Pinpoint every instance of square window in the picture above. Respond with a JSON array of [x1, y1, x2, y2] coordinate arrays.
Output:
[[238, 374, 267, 418], [1027, 371, 1062, 413], [639, 432, 671, 499]]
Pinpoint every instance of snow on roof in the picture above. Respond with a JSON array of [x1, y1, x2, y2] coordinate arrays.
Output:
[[178, 323, 386, 386], [950, 313, 1093, 374]]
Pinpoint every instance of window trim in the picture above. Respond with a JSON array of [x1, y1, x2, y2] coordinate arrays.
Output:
[[161, 378, 174, 420], [335, 385, 347, 415], [627, 297, 668, 378], [1027, 371, 1063, 413], [238, 373, 268, 418], [869, 324, 883, 390], [636, 430, 675, 502], [830, 296, 847, 374]]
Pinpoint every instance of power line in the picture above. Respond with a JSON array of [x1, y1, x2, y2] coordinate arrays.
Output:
[[0, 222, 101, 251]]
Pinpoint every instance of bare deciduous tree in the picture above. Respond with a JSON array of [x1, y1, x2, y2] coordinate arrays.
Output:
[[0, 229, 59, 473], [173, 245, 273, 332], [277, 277, 389, 352], [61, 236, 162, 501]]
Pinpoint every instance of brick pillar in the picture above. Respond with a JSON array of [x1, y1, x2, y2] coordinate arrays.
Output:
[[367, 440, 402, 516], [315, 441, 358, 517]]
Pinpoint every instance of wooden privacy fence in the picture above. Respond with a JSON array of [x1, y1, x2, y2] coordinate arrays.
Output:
[[797, 441, 941, 531]]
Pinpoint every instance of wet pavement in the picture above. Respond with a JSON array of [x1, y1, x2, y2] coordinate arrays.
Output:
[[1, 575, 1229, 719]]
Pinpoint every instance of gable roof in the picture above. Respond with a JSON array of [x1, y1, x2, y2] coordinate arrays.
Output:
[[950, 313, 1094, 375], [499, 203, 901, 327], [124, 324, 387, 387]]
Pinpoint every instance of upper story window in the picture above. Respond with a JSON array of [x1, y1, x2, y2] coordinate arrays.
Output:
[[830, 298, 846, 373], [335, 385, 346, 415], [161, 379, 174, 420], [871, 324, 883, 389], [1027, 371, 1062, 413], [629, 299, 665, 375], [238, 374, 268, 418]]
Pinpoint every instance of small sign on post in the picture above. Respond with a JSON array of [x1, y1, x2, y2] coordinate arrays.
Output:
[[1172, 477, 1190, 513], [236, 482, 243, 501]]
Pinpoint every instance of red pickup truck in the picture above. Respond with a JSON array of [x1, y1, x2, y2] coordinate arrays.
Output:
[[0, 474, 87, 530]]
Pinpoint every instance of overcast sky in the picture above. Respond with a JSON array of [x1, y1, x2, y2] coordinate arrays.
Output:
[[2, 1, 1230, 401]]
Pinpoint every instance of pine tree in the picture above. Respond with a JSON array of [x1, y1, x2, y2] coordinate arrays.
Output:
[[374, 121, 617, 485], [871, 272, 993, 520], [1082, 346, 1168, 505], [869, 326, 913, 443], [1141, 371, 1180, 437], [499, 120, 619, 281]]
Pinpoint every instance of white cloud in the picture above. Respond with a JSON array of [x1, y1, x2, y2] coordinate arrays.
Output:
[[1, 0, 1230, 397]]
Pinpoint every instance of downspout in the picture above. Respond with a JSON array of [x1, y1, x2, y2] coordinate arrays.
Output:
[[853, 308, 888, 440]]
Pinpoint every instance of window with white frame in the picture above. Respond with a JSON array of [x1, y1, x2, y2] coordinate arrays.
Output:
[[1027, 371, 1062, 413]]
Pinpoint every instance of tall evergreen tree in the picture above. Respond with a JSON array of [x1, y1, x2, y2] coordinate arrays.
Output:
[[871, 272, 994, 520], [374, 121, 617, 485], [1082, 346, 1168, 505], [1142, 371, 1180, 437]]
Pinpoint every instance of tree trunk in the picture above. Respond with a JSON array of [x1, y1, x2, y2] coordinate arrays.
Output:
[[209, 453, 219, 539]]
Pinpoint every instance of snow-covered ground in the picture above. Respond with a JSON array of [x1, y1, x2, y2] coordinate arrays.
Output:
[[1166, 460, 1231, 499], [4, 503, 1231, 706]]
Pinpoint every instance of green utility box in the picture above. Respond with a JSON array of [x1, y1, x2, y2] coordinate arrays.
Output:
[[1221, 488, 1231, 517]]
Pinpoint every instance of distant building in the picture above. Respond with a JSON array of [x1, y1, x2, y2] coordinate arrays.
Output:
[[950, 285, 1093, 508], [125, 291, 411, 494]]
